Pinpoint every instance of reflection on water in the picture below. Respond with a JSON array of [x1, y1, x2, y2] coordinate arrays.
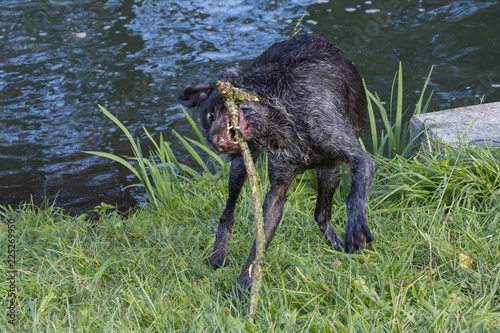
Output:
[[0, 0, 499, 214]]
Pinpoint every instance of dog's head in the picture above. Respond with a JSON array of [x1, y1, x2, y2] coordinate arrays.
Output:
[[177, 83, 258, 155]]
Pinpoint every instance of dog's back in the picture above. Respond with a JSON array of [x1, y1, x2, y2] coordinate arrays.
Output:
[[219, 33, 367, 138]]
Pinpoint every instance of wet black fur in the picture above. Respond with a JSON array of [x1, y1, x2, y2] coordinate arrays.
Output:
[[178, 33, 377, 297]]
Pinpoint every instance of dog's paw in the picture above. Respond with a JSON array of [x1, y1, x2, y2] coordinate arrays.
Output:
[[209, 250, 229, 270], [222, 284, 247, 301], [324, 223, 345, 252], [344, 222, 374, 254]]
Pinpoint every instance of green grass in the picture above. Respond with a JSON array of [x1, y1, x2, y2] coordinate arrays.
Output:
[[1, 144, 499, 331]]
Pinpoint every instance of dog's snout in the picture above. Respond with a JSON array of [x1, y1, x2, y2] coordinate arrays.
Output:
[[212, 134, 225, 152]]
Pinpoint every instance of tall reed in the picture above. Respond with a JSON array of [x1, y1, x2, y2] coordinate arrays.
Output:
[[85, 105, 229, 209], [362, 63, 434, 158]]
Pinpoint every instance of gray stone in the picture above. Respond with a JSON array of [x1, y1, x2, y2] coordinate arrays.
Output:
[[410, 101, 500, 154]]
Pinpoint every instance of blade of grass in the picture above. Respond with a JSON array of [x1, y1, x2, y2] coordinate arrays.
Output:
[[173, 130, 208, 172], [395, 62, 404, 155], [83, 151, 140, 179], [363, 79, 379, 154]]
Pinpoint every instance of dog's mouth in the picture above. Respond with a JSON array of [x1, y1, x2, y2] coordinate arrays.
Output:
[[212, 107, 251, 154], [225, 107, 247, 137]]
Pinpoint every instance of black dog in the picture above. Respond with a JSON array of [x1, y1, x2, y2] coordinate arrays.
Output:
[[178, 33, 377, 295]]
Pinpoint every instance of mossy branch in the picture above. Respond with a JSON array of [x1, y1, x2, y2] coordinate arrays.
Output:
[[217, 80, 264, 319]]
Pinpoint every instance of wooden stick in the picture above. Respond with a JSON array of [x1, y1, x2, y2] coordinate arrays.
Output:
[[217, 81, 264, 319]]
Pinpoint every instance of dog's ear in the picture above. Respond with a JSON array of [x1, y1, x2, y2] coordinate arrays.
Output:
[[177, 84, 212, 107]]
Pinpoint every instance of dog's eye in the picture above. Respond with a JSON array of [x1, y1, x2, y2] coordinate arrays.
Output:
[[206, 113, 214, 124]]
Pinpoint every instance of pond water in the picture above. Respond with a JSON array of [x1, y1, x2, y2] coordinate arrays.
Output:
[[1, 0, 499, 214]]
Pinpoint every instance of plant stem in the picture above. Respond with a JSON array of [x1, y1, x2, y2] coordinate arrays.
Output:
[[217, 81, 264, 319]]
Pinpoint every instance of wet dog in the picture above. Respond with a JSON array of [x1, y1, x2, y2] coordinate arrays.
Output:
[[178, 33, 377, 295]]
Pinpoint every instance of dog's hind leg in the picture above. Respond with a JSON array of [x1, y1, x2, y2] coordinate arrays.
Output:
[[314, 167, 344, 252]]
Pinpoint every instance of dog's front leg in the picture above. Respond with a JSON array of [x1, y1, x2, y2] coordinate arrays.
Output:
[[231, 161, 300, 297], [210, 149, 259, 270]]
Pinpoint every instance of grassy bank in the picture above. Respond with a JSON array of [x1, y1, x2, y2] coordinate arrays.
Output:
[[1, 145, 499, 332], [2, 67, 499, 331]]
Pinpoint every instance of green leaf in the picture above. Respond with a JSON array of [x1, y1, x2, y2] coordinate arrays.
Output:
[[83, 151, 140, 178]]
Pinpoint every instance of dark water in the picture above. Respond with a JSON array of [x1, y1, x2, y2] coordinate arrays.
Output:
[[1, 0, 499, 214]]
